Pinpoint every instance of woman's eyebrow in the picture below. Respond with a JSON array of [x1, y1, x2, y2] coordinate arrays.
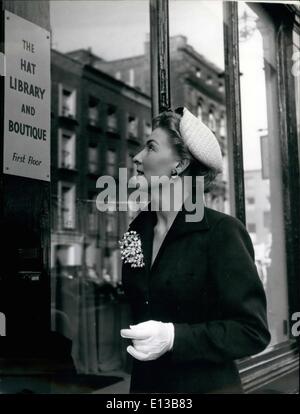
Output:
[[146, 139, 159, 145]]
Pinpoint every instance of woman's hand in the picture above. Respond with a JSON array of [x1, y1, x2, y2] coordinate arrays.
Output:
[[120, 320, 174, 361]]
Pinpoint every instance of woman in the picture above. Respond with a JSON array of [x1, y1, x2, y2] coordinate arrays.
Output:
[[120, 107, 270, 394]]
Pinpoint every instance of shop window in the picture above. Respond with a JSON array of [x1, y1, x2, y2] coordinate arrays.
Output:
[[239, 2, 289, 347]]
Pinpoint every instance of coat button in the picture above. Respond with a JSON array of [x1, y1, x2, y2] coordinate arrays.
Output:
[[145, 300, 149, 305]]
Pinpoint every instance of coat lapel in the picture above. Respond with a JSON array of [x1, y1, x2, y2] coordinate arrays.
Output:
[[150, 200, 210, 276], [128, 205, 156, 280], [128, 197, 210, 279]]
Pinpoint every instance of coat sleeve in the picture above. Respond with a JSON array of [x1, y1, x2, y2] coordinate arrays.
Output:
[[171, 215, 271, 364]]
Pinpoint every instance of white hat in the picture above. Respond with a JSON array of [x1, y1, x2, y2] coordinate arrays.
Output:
[[179, 107, 223, 174]]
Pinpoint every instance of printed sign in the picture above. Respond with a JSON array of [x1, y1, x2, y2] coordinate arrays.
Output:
[[3, 10, 51, 181]]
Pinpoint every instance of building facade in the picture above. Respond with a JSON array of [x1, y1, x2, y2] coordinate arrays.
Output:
[[69, 35, 229, 213], [51, 49, 151, 286]]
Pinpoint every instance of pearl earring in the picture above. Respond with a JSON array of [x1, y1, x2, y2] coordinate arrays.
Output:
[[171, 169, 178, 178]]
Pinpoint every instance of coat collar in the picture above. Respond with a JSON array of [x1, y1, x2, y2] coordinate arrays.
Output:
[[128, 195, 210, 276]]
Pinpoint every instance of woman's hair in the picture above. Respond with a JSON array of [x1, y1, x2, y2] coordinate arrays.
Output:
[[152, 107, 218, 192]]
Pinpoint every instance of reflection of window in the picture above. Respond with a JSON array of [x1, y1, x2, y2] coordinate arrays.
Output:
[[115, 71, 121, 80], [127, 152, 135, 178], [206, 76, 213, 85], [129, 68, 135, 87], [144, 121, 152, 138], [263, 210, 271, 229], [248, 223, 256, 233], [218, 82, 224, 93], [59, 84, 76, 118], [197, 99, 203, 120], [55, 244, 81, 266], [208, 108, 217, 132], [88, 145, 98, 173], [107, 105, 118, 132], [88, 193, 98, 232], [128, 115, 138, 137], [59, 129, 76, 169], [59, 182, 76, 229], [260, 135, 270, 179], [220, 114, 226, 137], [196, 67, 201, 78], [88, 96, 99, 126], [106, 211, 117, 238], [107, 149, 117, 176], [103, 248, 119, 285], [247, 196, 255, 205]]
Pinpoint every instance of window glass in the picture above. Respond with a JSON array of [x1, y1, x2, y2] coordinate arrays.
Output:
[[50, 0, 150, 375], [238, 2, 289, 347], [169, 0, 229, 214]]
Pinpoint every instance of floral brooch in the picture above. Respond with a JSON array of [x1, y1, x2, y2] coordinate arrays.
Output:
[[119, 230, 145, 268]]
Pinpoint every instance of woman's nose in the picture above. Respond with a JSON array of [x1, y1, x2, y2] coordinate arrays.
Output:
[[133, 149, 144, 165]]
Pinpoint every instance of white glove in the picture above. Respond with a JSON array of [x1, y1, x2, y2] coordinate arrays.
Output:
[[120, 320, 175, 361]]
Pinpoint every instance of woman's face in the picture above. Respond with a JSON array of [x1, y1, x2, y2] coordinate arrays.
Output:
[[132, 127, 179, 191]]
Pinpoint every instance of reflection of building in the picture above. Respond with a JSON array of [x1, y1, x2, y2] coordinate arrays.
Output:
[[244, 169, 271, 246], [70, 35, 229, 212], [51, 35, 232, 283], [244, 169, 271, 289], [50, 49, 151, 283]]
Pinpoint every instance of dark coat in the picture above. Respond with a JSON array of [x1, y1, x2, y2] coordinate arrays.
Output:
[[121, 202, 271, 394]]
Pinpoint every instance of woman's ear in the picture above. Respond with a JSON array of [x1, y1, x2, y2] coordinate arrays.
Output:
[[175, 158, 190, 176]]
